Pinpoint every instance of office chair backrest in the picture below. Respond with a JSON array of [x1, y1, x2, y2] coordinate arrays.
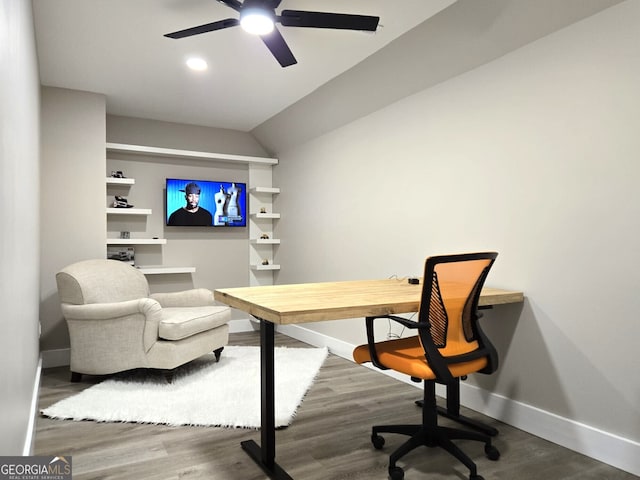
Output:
[[418, 252, 498, 362]]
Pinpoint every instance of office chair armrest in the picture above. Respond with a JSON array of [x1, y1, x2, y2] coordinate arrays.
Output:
[[417, 335, 456, 383], [363, 315, 430, 371], [379, 314, 424, 329], [473, 315, 499, 374], [420, 309, 490, 381]]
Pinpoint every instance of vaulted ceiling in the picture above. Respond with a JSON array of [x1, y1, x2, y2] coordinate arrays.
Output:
[[33, 0, 624, 142], [33, 0, 455, 131]]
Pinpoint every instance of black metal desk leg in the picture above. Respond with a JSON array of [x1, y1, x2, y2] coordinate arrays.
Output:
[[240, 319, 294, 480]]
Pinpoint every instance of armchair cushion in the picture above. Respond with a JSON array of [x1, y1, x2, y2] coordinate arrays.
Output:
[[150, 288, 215, 308], [159, 306, 230, 341]]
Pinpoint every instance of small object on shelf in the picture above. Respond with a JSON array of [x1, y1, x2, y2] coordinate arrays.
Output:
[[112, 196, 134, 208], [262, 259, 270, 265], [120, 231, 130, 239], [107, 246, 135, 266], [260, 233, 270, 239], [260, 207, 267, 213], [110, 170, 126, 178]]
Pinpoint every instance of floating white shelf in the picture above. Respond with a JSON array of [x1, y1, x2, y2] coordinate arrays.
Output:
[[136, 266, 195, 275], [250, 187, 280, 194], [106, 207, 152, 215], [107, 142, 278, 166], [106, 238, 167, 245], [252, 213, 280, 219], [251, 239, 281, 245], [251, 264, 281, 271], [106, 177, 135, 186]]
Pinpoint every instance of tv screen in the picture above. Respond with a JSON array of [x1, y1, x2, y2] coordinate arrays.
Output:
[[166, 178, 247, 227]]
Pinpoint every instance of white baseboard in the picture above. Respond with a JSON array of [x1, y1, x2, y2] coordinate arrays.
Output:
[[24, 357, 42, 455], [277, 323, 640, 477]]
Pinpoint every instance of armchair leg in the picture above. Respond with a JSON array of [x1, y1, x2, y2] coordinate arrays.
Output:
[[70, 371, 82, 382], [214, 347, 224, 362]]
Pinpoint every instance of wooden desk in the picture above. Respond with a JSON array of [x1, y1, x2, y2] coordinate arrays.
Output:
[[214, 279, 523, 480]]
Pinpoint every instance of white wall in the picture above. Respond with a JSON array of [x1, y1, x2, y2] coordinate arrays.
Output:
[[0, 0, 41, 455], [271, 0, 639, 473]]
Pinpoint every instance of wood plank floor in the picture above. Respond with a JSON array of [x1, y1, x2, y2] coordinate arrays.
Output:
[[35, 332, 636, 480]]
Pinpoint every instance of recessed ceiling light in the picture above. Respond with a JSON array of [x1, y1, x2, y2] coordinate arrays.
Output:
[[186, 57, 208, 71]]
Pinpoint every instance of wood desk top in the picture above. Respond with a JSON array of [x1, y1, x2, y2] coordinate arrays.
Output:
[[214, 279, 523, 326]]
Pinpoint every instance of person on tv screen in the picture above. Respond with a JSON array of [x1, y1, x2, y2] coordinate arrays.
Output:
[[167, 182, 213, 226]]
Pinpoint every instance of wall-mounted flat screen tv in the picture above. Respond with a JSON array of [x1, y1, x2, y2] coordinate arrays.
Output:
[[166, 178, 247, 227]]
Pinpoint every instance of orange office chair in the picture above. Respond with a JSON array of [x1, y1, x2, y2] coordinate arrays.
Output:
[[353, 252, 500, 480]]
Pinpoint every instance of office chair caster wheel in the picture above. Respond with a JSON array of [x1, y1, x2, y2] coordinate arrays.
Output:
[[484, 444, 500, 461], [388, 465, 404, 480], [371, 434, 385, 449]]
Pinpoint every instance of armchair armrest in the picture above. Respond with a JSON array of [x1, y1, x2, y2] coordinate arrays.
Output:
[[150, 288, 214, 308], [60, 298, 161, 320], [61, 298, 163, 352]]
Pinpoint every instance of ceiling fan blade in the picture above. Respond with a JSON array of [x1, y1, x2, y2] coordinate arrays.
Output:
[[164, 18, 239, 39], [260, 27, 297, 67], [216, 0, 242, 12], [279, 10, 379, 31]]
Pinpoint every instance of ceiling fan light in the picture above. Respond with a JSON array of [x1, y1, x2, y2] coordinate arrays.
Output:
[[240, 9, 274, 35]]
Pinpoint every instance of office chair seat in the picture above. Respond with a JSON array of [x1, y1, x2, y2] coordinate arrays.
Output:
[[353, 336, 488, 380]]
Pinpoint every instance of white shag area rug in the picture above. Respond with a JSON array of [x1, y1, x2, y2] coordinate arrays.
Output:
[[41, 346, 328, 428]]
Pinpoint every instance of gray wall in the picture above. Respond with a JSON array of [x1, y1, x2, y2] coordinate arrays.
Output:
[[264, 0, 639, 461], [39, 87, 106, 356], [0, 0, 41, 455]]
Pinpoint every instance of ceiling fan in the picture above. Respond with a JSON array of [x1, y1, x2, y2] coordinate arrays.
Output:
[[164, 0, 380, 68]]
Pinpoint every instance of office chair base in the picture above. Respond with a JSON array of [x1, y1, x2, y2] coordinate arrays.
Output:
[[372, 424, 499, 480]]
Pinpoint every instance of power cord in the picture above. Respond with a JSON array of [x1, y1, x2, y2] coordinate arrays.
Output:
[[386, 274, 417, 339]]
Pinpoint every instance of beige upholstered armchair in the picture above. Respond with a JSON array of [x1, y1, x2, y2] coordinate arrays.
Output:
[[56, 259, 230, 382]]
